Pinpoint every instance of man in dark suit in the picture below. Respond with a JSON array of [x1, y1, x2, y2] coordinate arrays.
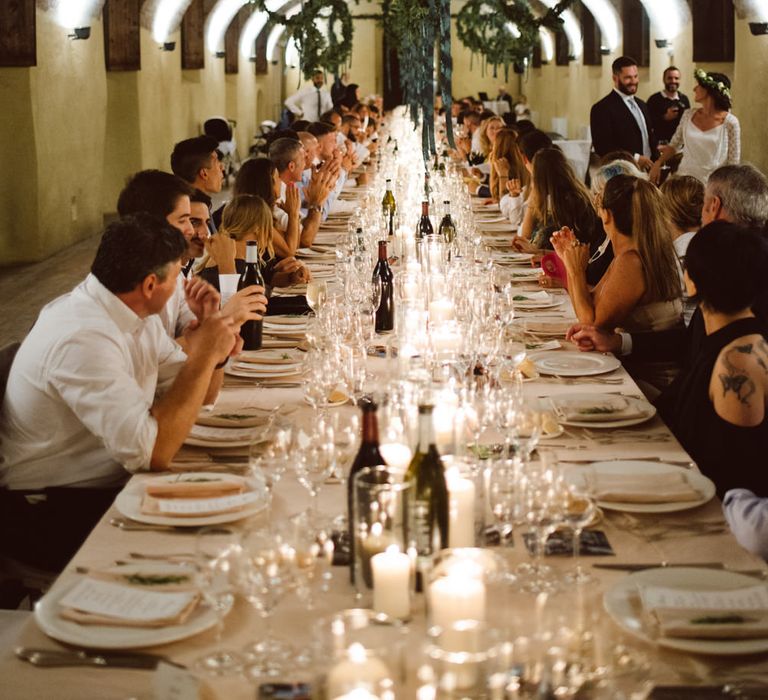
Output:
[[590, 56, 655, 170]]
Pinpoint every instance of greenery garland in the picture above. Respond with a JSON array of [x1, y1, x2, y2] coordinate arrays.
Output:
[[456, 0, 574, 76], [250, 0, 355, 79]]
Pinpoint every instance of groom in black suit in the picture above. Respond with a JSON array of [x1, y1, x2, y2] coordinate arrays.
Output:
[[590, 56, 656, 170]]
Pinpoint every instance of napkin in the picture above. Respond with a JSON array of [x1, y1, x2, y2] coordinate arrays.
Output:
[[59, 577, 200, 627], [513, 290, 551, 303], [187, 424, 262, 442], [196, 408, 272, 428], [237, 350, 301, 365], [145, 477, 245, 499], [595, 471, 701, 503], [556, 396, 634, 421], [639, 584, 768, 640], [524, 319, 571, 336], [263, 316, 309, 327]]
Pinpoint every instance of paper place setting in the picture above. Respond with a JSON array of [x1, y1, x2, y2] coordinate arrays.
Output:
[[140, 474, 260, 518]]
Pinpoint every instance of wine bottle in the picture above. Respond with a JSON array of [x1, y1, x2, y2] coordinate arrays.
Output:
[[405, 405, 449, 587], [381, 179, 396, 237], [348, 398, 388, 584], [372, 240, 394, 333], [438, 200, 456, 244], [416, 201, 434, 239], [237, 241, 264, 351]]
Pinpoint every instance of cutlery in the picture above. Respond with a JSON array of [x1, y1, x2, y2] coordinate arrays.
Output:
[[109, 517, 200, 533], [593, 562, 726, 572], [15, 647, 177, 670]]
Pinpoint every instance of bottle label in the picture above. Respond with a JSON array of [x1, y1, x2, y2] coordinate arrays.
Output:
[[412, 499, 434, 556]]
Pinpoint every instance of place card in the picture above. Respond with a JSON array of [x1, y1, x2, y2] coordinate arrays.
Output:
[[154, 491, 259, 515], [640, 585, 768, 613], [60, 578, 196, 622], [522, 530, 614, 556]]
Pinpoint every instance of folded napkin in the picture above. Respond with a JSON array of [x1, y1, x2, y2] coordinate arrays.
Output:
[[237, 350, 301, 365], [524, 319, 571, 336], [556, 396, 636, 422], [188, 424, 262, 442], [145, 477, 245, 499], [595, 471, 701, 503], [640, 584, 768, 640], [263, 315, 309, 327], [513, 290, 552, 303], [59, 577, 200, 627], [197, 410, 271, 428]]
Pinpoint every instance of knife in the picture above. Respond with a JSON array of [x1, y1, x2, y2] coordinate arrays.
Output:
[[593, 562, 725, 572], [15, 647, 180, 670]]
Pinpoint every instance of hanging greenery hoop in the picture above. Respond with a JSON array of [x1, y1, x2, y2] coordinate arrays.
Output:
[[456, 0, 574, 77], [250, 0, 355, 79]]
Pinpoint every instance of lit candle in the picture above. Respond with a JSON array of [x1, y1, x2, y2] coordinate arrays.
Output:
[[360, 522, 396, 589], [371, 545, 411, 620], [429, 575, 486, 630], [431, 327, 461, 358], [327, 643, 391, 698], [428, 298, 455, 323], [379, 442, 413, 471], [446, 471, 476, 548], [433, 398, 458, 453]]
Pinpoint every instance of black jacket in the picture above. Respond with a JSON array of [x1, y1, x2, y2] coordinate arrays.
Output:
[[590, 90, 656, 158]]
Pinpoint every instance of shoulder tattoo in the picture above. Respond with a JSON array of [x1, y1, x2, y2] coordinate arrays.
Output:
[[718, 343, 756, 406]]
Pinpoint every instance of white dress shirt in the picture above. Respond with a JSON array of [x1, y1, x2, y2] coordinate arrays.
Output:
[[614, 88, 651, 159], [158, 273, 196, 338], [723, 489, 768, 560], [284, 85, 333, 123], [0, 274, 187, 490]]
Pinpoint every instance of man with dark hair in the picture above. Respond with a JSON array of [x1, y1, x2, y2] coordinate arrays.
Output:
[[590, 56, 656, 169], [170, 135, 224, 195], [646, 66, 690, 143], [285, 69, 333, 123], [188, 188, 214, 272], [320, 109, 342, 128], [0, 214, 243, 571]]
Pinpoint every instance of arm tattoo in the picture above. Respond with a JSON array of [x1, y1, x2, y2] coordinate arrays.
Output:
[[718, 343, 756, 406], [756, 338, 768, 374]]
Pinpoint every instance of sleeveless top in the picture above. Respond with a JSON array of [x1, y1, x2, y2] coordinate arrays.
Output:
[[656, 317, 768, 497]]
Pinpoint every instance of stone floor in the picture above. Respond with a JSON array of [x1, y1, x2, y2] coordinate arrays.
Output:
[[0, 233, 102, 346]]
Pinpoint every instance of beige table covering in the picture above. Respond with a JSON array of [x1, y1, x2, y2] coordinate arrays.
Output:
[[3, 216, 767, 700]]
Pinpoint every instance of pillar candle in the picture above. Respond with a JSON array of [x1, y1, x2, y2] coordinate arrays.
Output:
[[447, 474, 476, 548], [327, 643, 391, 698], [428, 298, 455, 323], [379, 442, 413, 471], [371, 546, 411, 619], [429, 575, 486, 630]]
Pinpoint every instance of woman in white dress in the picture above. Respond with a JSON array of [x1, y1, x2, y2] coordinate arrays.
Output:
[[649, 70, 740, 185]]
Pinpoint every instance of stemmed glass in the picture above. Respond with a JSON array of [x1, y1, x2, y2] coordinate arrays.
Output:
[[562, 468, 597, 585], [306, 280, 328, 316], [294, 419, 336, 523], [240, 528, 293, 680], [511, 399, 544, 463], [194, 526, 243, 676], [488, 458, 521, 545], [249, 418, 291, 521]]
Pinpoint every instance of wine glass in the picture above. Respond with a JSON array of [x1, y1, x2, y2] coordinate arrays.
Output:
[[511, 399, 544, 462], [562, 468, 598, 585], [306, 280, 328, 315], [194, 526, 243, 676], [294, 420, 336, 524], [240, 527, 293, 679], [488, 459, 521, 545], [249, 418, 291, 521]]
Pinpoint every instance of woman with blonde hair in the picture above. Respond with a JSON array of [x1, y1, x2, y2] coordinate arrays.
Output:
[[468, 115, 504, 196], [488, 127, 528, 202], [554, 175, 683, 390], [200, 194, 309, 290]]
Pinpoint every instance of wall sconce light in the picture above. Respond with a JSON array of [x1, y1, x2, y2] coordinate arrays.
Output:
[[160, 42, 176, 51], [248, 56, 258, 62], [567, 54, 576, 61], [749, 22, 768, 36], [599, 46, 610, 55], [654, 39, 668, 48], [215, 51, 226, 58], [270, 60, 278, 65], [541, 60, 549, 65], [68, 27, 91, 40]]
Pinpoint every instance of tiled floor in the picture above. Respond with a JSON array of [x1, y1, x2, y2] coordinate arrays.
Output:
[[0, 233, 102, 346]]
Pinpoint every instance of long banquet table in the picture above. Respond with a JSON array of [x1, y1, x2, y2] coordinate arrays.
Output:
[[3, 188, 768, 700]]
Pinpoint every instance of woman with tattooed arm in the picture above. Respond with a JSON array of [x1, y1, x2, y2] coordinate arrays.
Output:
[[657, 221, 768, 497]]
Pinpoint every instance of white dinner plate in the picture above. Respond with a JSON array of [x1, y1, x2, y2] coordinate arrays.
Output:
[[225, 365, 302, 380], [492, 252, 534, 264], [586, 460, 715, 513], [531, 351, 621, 376], [34, 564, 230, 649], [508, 269, 542, 282], [604, 568, 768, 655], [115, 473, 268, 527], [547, 392, 656, 428]]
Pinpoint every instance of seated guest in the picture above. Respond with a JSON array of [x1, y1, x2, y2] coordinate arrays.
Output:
[[499, 129, 552, 227], [723, 489, 768, 560], [199, 194, 310, 290], [567, 164, 768, 364], [553, 175, 682, 391], [660, 175, 705, 325], [170, 135, 225, 215], [513, 148, 601, 254], [188, 189, 212, 274], [469, 115, 504, 196], [0, 215, 249, 571], [488, 127, 527, 203], [307, 121, 352, 216], [657, 222, 768, 496]]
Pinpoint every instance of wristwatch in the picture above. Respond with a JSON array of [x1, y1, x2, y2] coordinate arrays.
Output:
[[307, 204, 322, 213]]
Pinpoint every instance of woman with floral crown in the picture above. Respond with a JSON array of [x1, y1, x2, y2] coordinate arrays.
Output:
[[649, 69, 740, 185]]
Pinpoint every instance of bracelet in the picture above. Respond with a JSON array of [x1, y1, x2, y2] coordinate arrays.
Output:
[[214, 358, 229, 370], [307, 204, 322, 213]]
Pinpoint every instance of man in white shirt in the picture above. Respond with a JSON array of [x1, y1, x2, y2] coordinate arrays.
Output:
[[0, 214, 244, 571], [285, 70, 334, 124]]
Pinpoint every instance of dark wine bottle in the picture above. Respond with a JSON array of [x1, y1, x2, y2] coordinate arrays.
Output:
[[372, 240, 394, 333], [237, 241, 264, 350], [416, 201, 434, 239], [405, 405, 449, 589], [348, 398, 388, 584], [381, 179, 396, 238], [438, 200, 456, 244]]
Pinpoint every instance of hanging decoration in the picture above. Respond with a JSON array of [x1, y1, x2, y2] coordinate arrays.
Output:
[[456, 0, 574, 78], [384, 0, 455, 161]]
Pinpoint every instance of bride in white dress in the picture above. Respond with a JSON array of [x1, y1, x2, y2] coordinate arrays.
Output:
[[649, 70, 740, 185]]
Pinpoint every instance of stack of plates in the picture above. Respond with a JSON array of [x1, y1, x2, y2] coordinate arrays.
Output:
[[547, 392, 656, 428], [531, 350, 620, 376], [263, 316, 309, 338], [492, 251, 534, 265]]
